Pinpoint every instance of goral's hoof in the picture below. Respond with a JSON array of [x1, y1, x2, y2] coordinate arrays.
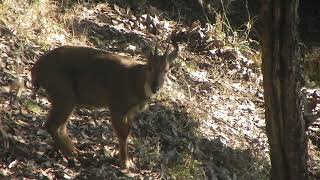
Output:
[[53, 139, 78, 156]]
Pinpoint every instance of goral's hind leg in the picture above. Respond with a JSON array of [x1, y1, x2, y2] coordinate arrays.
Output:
[[41, 72, 77, 155], [46, 98, 76, 155]]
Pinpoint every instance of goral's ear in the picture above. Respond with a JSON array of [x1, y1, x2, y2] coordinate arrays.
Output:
[[142, 46, 153, 60], [167, 44, 179, 63]]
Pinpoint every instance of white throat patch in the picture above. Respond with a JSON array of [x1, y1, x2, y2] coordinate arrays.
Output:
[[144, 82, 154, 98]]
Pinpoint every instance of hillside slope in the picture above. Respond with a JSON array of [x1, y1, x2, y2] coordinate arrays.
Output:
[[0, 0, 319, 179]]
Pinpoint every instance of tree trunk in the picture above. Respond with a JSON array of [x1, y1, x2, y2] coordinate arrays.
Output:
[[260, 0, 308, 179]]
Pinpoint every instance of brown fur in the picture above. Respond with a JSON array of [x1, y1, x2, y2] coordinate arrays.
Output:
[[31, 45, 178, 169]]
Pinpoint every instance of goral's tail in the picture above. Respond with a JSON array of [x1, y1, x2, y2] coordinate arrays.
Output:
[[30, 62, 40, 100]]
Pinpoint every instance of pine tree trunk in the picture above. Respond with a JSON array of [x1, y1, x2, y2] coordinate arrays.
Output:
[[260, 0, 308, 179]]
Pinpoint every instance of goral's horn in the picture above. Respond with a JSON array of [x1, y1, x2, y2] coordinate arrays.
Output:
[[164, 43, 170, 57], [154, 41, 158, 56]]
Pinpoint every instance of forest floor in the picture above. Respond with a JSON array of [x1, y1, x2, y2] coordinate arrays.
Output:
[[0, 0, 319, 179]]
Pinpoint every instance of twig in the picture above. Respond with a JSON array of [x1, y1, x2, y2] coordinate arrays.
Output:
[[182, 71, 192, 101]]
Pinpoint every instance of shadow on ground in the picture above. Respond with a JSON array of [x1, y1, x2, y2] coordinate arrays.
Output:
[[62, 0, 261, 30], [0, 91, 269, 179]]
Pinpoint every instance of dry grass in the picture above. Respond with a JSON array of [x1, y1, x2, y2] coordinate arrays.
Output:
[[0, 0, 88, 50]]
